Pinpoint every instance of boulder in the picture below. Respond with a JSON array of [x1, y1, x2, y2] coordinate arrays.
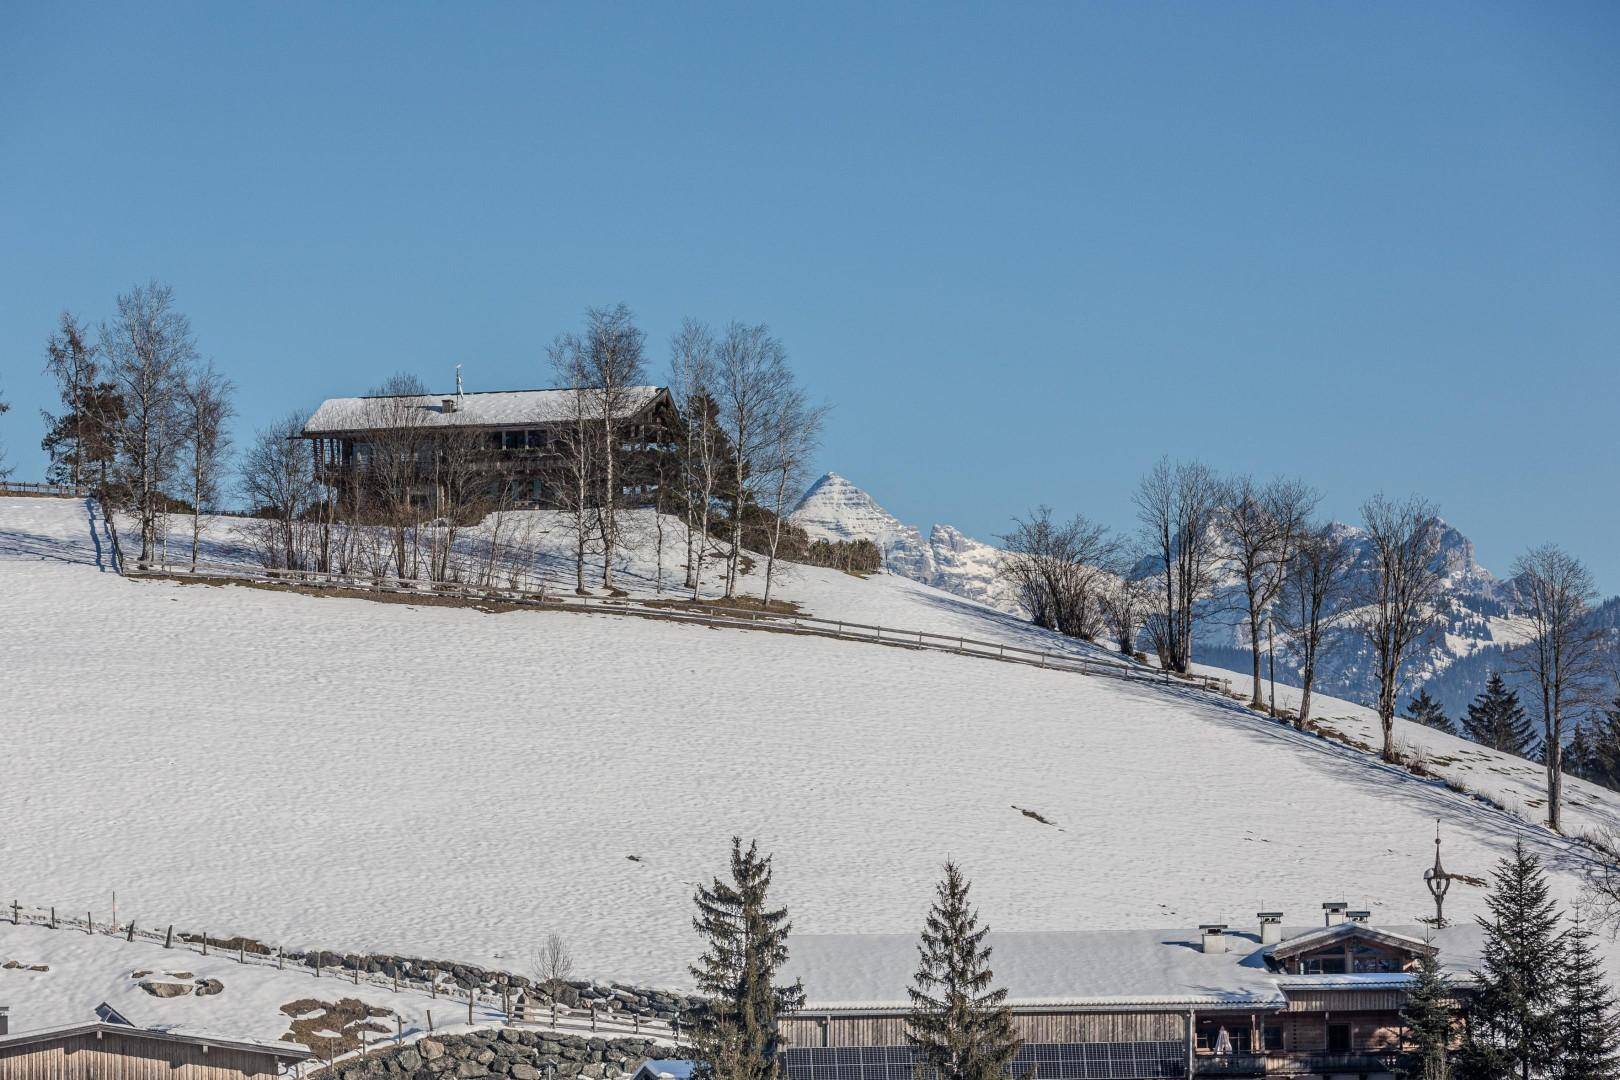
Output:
[[419, 1039, 447, 1062]]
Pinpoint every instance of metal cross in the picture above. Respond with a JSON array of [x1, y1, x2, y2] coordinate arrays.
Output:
[[1424, 820, 1454, 927]]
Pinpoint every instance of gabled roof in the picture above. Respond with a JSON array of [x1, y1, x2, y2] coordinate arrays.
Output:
[[783, 923, 1477, 1012], [1266, 922, 1437, 961], [303, 386, 668, 434], [0, 1021, 312, 1061]]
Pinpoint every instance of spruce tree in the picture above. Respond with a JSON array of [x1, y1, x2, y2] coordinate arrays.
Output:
[[1556, 914, 1620, 1080], [1399, 945, 1454, 1080], [1409, 689, 1459, 736], [689, 837, 804, 1080], [1463, 674, 1537, 757], [906, 862, 1020, 1080], [1463, 842, 1566, 1080]]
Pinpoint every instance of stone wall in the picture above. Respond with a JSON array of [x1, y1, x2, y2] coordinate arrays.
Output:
[[316, 1029, 663, 1080]]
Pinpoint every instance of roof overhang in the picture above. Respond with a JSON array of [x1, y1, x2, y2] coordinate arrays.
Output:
[[0, 1022, 313, 1061]]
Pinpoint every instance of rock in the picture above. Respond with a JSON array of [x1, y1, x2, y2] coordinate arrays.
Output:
[[509, 1066, 541, 1080], [398, 1050, 424, 1072], [138, 980, 194, 998], [456, 1064, 490, 1078], [193, 978, 224, 996], [475, 1050, 497, 1065], [500, 1029, 524, 1044], [419, 1039, 447, 1061]]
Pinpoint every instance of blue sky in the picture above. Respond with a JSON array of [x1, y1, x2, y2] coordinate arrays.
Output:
[[2, 3, 1617, 587]]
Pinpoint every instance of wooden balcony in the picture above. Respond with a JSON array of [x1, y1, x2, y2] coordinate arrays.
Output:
[[1194, 1050, 1401, 1076]]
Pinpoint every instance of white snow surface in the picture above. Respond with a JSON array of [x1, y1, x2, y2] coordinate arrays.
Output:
[[4, 495, 1620, 1038]]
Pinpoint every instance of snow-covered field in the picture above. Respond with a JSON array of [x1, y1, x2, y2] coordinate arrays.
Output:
[[3, 495, 1618, 1041]]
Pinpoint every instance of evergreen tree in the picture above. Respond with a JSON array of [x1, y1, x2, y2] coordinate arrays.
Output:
[[1556, 915, 1620, 1080], [1573, 699, 1620, 792], [1463, 674, 1537, 758], [1463, 842, 1566, 1080], [1399, 945, 1454, 1080], [906, 862, 1020, 1080], [1409, 689, 1459, 736], [689, 838, 804, 1080]]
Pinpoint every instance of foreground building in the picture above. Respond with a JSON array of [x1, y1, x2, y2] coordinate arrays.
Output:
[[301, 385, 678, 510], [0, 1004, 311, 1079], [780, 908, 1475, 1080]]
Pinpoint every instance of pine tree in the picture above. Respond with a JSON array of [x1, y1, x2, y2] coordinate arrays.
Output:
[[1399, 945, 1454, 1080], [1463, 674, 1537, 758], [906, 862, 1020, 1080], [1574, 699, 1620, 792], [1409, 689, 1459, 736], [689, 838, 804, 1080], [1556, 915, 1620, 1080], [1463, 842, 1566, 1080]]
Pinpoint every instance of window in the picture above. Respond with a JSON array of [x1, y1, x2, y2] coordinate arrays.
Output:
[[503, 430, 526, 450], [1263, 1026, 1283, 1051], [1302, 955, 1347, 975], [1327, 1023, 1351, 1052], [526, 430, 545, 449]]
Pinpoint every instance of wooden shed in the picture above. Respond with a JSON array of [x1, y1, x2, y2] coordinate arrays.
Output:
[[0, 1019, 311, 1079]]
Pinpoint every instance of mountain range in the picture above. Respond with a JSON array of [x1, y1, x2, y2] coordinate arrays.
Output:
[[791, 471, 1617, 720]]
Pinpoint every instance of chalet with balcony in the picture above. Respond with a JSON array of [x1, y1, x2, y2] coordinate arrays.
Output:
[[300, 385, 679, 511], [778, 906, 1475, 1080]]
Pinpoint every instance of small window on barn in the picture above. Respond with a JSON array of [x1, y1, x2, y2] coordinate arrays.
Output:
[[503, 430, 526, 450], [1327, 1023, 1351, 1052]]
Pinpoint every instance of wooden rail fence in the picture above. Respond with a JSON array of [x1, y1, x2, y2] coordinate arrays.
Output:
[[122, 556, 1231, 695]]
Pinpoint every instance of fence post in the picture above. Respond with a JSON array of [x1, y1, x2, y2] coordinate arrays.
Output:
[[127, 922, 136, 942], [87, 911, 93, 935], [50, 906, 56, 929], [164, 925, 173, 949], [240, 943, 246, 964], [427, 1010, 434, 1033], [278, 947, 284, 970], [202, 932, 208, 957], [11, 900, 18, 925], [468, 988, 475, 1025]]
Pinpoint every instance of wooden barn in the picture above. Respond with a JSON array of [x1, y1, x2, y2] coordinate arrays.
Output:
[[779, 909, 1477, 1080], [0, 1008, 311, 1080]]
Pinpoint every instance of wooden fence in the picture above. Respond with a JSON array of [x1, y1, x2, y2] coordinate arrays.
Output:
[[4, 899, 680, 1047], [0, 480, 82, 497], [121, 556, 1231, 695]]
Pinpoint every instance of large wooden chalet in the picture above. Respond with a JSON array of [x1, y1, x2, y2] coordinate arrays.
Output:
[[779, 906, 1475, 1080], [300, 385, 679, 511], [0, 1004, 311, 1080]]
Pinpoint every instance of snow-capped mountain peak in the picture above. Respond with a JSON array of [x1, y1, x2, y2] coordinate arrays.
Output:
[[791, 473, 1018, 612]]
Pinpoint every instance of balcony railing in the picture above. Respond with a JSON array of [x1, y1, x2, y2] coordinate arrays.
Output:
[[1193, 1050, 1402, 1076]]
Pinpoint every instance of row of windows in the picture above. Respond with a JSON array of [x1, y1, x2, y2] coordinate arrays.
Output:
[[780, 1043, 1185, 1080]]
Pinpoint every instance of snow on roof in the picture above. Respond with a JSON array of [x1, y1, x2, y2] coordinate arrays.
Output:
[[633, 1059, 698, 1080], [0, 1020, 312, 1059], [303, 386, 666, 434], [784, 924, 1484, 1011]]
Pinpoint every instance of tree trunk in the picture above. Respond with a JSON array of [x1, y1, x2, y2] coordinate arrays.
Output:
[[1249, 610, 1264, 707]]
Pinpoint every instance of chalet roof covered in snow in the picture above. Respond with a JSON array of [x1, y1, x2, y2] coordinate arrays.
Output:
[[783, 924, 1483, 1010], [303, 386, 667, 434]]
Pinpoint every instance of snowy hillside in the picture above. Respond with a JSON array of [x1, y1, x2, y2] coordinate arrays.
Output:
[[791, 473, 1018, 612], [5, 494, 1620, 1041]]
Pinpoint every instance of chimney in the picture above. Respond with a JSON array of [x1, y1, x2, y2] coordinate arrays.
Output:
[[1257, 911, 1284, 946], [1323, 901, 1348, 927], [1347, 910, 1371, 926], [441, 398, 458, 414], [1199, 924, 1229, 954]]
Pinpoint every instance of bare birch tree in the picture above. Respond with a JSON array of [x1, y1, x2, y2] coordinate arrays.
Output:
[[178, 362, 234, 570], [101, 282, 196, 563], [552, 304, 647, 591], [240, 411, 321, 570], [1133, 457, 1222, 673], [1277, 522, 1357, 728], [1218, 475, 1319, 706], [1099, 569, 1149, 659], [361, 374, 432, 579], [670, 320, 724, 598], [759, 389, 825, 606], [549, 340, 598, 594], [714, 323, 792, 598], [1511, 544, 1604, 832], [1354, 494, 1445, 762]]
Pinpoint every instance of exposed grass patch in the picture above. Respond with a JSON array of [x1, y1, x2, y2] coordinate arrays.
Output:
[[280, 998, 393, 1057]]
